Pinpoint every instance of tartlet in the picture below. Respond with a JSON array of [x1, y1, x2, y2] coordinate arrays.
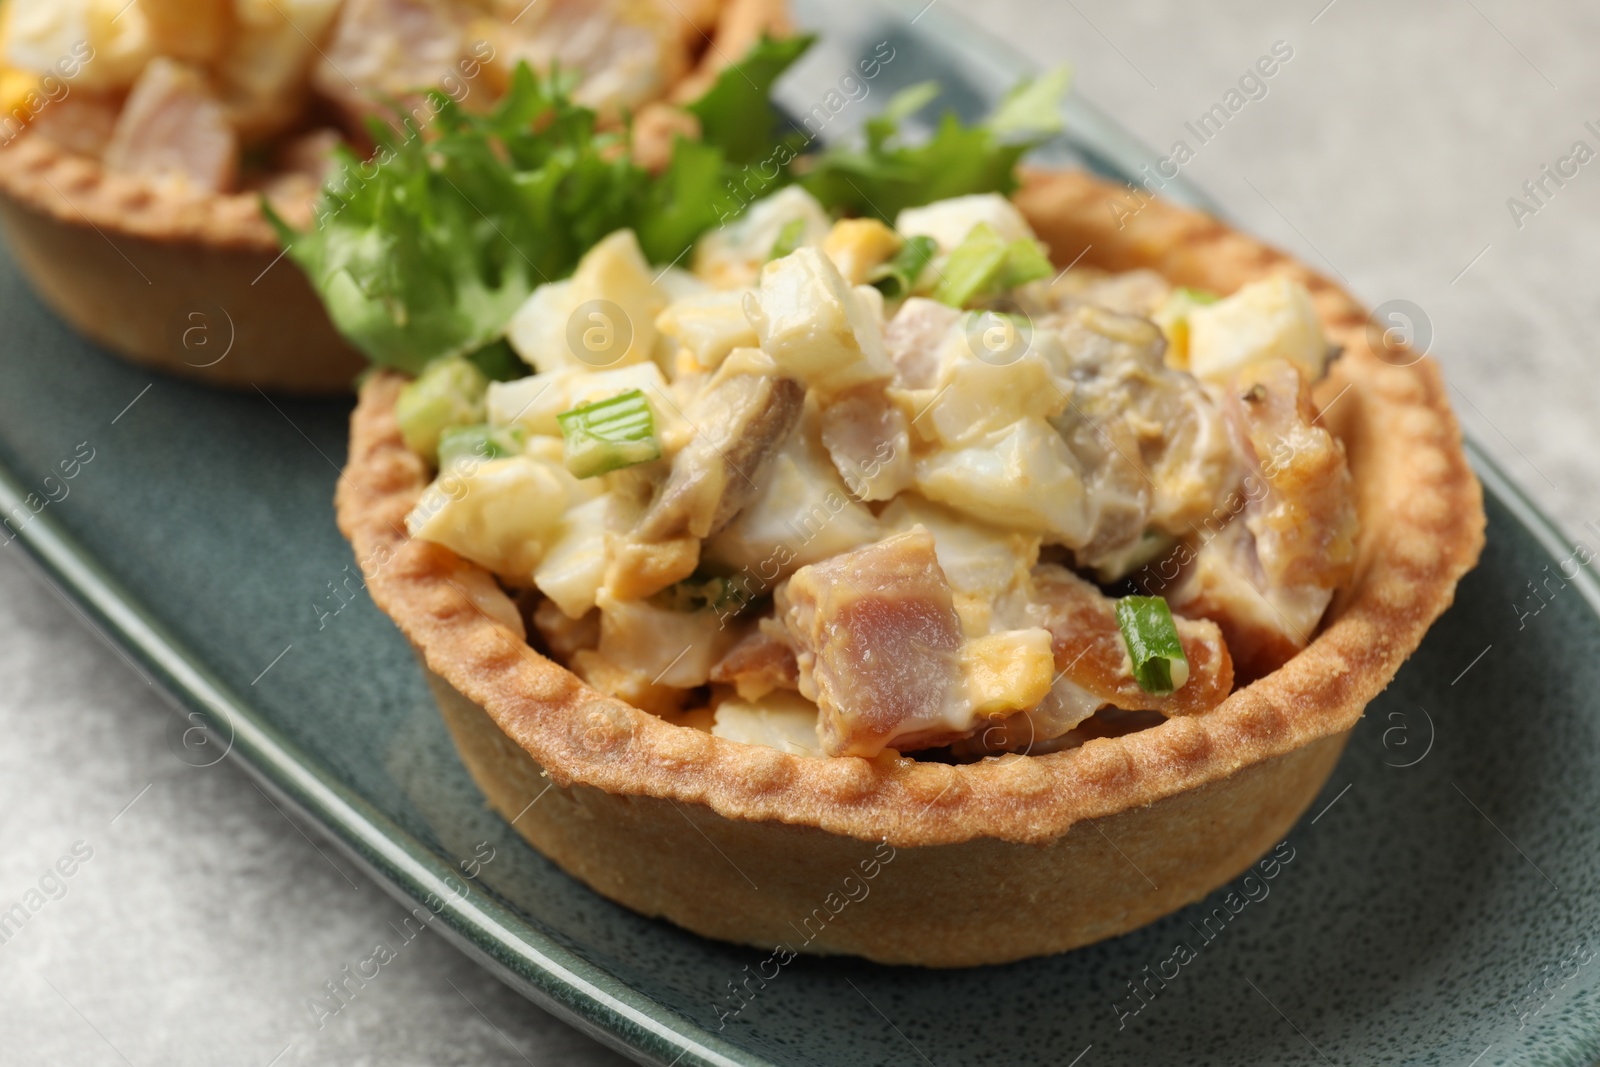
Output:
[[334, 167, 1484, 967], [0, 0, 786, 393]]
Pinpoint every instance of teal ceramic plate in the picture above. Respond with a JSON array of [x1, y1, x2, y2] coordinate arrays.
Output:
[[4, 3, 1599, 1064]]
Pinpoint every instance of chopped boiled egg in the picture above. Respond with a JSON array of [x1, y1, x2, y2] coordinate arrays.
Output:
[[406, 456, 570, 583], [703, 415, 881, 580], [219, 0, 344, 142], [533, 493, 617, 619], [141, 0, 234, 65], [711, 691, 824, 757], [913, 417, 1089, 545], [595, 591, 735, 689], [655, 290, 757, 371], [1186, 276, 1328, 384], [744, 246, 895, 397], [895, 193, 1037, 254], [693, 185, 832, 290], [917, 319, 1071, 448], [960, 629, 1056, 718], [522, 434, 607, 506], [822, 217, 902, 286], [5, 0, 154, 91], [508, 229, 665, 373], [487, 361, 671, 439]]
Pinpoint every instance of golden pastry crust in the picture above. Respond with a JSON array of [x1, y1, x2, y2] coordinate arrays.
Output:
[[335, 168, 1485, 964], [0, 0, 789, 394], [0, 135, 363, 392]]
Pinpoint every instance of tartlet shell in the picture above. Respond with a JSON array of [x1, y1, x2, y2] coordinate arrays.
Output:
[[0, 0, 790, 395], [334, 169, 1485, 966]]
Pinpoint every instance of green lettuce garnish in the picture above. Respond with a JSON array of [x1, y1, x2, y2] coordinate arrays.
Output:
[[798, 66, 1071, 222], [273, 41, 1071, 375]]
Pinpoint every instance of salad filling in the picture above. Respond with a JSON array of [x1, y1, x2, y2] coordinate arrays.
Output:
[[392, 178, 1355, 760], [284, 42, 1356, 762]]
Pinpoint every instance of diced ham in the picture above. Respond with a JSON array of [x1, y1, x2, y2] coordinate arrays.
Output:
[[254, 128, 344, 225], [777, 528, 967, 757], [488, 0, 687, 116], [1170, 358, 1358, 680], [709, 618, 800, 700], [882, 297, 958, 389], [819, 383, 912, 501], [103, 58, 237, 192], [1025, 563, 1234, 717], [1225, 358, 1358, 591], [1169, 521, 1328, 681], [313, 0, 475, 129]]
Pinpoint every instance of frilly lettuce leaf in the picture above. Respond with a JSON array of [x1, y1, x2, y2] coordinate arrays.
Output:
[[274, 42, 1072, 375], [798, 66, 1071, 221]]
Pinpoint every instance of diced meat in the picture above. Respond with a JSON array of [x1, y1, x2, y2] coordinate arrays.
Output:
[[313, 0, 475, 130], [1025, 563, 1234, 717], [709, 618, 800, 700], [1170, 359, 1357, 680], [1169, 520, 1329, 681], [254, 128, 344, 225], [274, 128, 343, 184], [634, 363, 804, 542], [103, 58, 238, 192], [1225, 359, 1358, 591], [777, 528, 968, 757], [882, 297, 959, 389], [488, 0, 688, 116], [819, 384, 913, 501]]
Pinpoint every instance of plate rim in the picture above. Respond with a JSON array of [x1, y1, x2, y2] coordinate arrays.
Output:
[[3, 4, 1595, 1062]]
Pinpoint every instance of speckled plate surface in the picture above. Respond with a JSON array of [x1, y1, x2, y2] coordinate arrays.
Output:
[[3, 2, 1599, 1064]]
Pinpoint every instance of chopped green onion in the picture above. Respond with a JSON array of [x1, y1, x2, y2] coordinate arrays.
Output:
[[1174, 286, 1219, 305], [931, 222, 1054, 308], [799, 70, 1071, 223], [395, 357, 488, 465], [437, 423, 525, 468], [870, 235, 938, 299], [987, 65, 1072, 139], [997, 234, 1053, 291], [1115, 595, 1190, 695], [557, 389, 661, 479], [767, 218, 806, 261], [878, 81, 941, 126]]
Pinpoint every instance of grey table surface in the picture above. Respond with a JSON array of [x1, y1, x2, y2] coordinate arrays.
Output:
[[3, 1, 1597, 1064]]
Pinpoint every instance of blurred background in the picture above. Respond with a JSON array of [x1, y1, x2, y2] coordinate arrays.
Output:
[[2, 0, 1595, 1062]]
